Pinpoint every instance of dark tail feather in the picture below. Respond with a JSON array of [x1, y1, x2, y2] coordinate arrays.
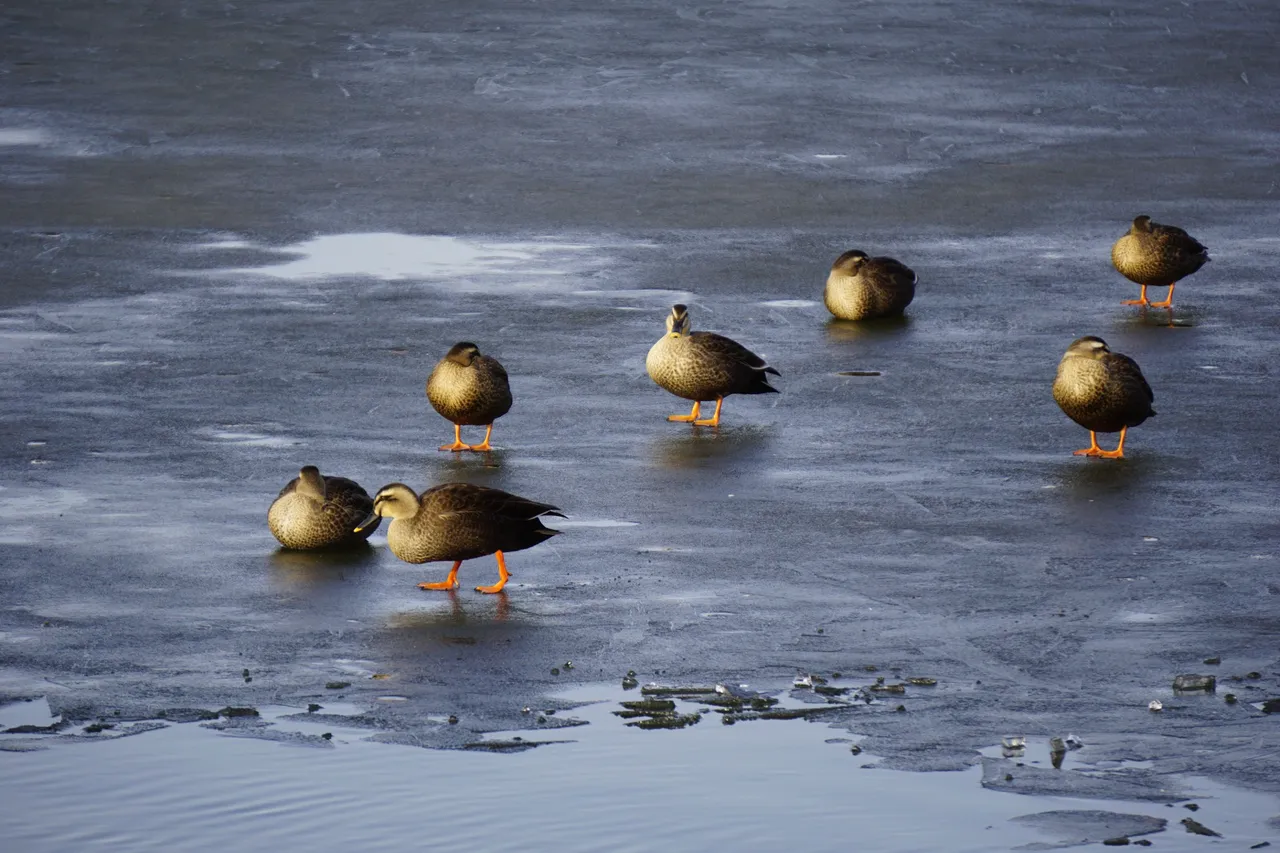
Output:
[[745, 375, 780, 395], [764, 366, 781, 377]]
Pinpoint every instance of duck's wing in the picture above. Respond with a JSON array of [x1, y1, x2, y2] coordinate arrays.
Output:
[[872, 257, 918, 286], [1108, 353, 1155, 406], [322, 476, 375, 510], [1152, 221, 1208, 257], [424, 483, 565, 521], [478, 354, 509, 382], [689, 331, 781, 376]]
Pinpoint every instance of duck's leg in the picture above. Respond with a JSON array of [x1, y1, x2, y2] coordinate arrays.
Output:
[[667, 401, 701, 422], [418, 560, 462, 590], [1122, 285, 1150, 306], [1093, 426, 1128, 459], [439, 424, 469, 452], [1072, 431, 1103, 457], [467, 424, 495, 452], [693, 397, 724, 427], [475, 551, 510, 594], [1148, 283, 1176, 309]]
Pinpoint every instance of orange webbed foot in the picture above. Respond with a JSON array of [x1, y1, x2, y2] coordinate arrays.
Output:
[[667, 402, 701, 423], [439, 424, 467, 452], [1123, 285, 1150, 307], [692, 398, 723, 427], [1148, 284, 1176, 309], [466, 425, 495, 452], [1094, 448, 1125, 459], [1072, 447, 1103, 457], [419, 562, 461, 590], [476, 551, 511, 594]]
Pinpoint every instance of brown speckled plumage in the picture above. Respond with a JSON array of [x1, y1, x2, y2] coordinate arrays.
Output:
[[427, 342, 512, 426], [268, 466, 379, 550], [1112, 215, 1209, 305], [646, 304, 779, 416], [823, 250, 917, 320], [370, 482, 562, 566], [1053, 337, 1155, 455]]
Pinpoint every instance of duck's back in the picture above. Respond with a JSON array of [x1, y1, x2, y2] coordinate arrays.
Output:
[[268, 476, 377, 549], [427, 356, 512, 425], [387, 482, 561, 564]]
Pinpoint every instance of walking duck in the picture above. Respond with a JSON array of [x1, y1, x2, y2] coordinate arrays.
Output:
[[645, 303, 779, 426], [823, 250, 917, 320], [268, 466, 379, 549], [355, 482, 562, 593], [1111, 215, 1209, 308], [1052, 336, 1155, 459], [426, 342, 512, 452]]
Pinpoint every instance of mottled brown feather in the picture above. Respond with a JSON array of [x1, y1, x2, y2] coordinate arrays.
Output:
[[646, 307, 779, 402], [824, 251, 917, 320], [1053, 337, 1156, 434], [377, 482, 562, 565], [1111, 216, 1209, 288], [268, 468, 379, 550], [426, 344, 513, 426]]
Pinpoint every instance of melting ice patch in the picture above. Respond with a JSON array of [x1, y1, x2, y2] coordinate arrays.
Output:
[[759, 299, 818, 309], [211, 233, 595, 282], [0, 129, 53, 147]]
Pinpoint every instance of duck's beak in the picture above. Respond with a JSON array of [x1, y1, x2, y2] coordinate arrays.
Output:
[[353, 512, 379, 534]]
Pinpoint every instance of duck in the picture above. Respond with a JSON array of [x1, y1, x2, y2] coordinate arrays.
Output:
[[355, 482, 562, 593], [823, 250, 917, 320], [645, 304, 780, 426], [1111, 215, 1209, 308], [268, 466, 380, 549], [1052, 336, 1155, 458], [426, 342, 512, 452]]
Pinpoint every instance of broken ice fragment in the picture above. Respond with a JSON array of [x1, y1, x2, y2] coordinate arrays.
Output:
[[1172, 674, 1215, 694]]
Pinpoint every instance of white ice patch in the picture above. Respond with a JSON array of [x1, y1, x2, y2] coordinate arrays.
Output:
[[0, 128, 52, 147], [200, 429, 300, 449], [224, 233, 589, 281], [759, 299, 818, 308]]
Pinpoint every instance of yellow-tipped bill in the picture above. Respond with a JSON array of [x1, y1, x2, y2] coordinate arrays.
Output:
[[353, 512, 378, 534]]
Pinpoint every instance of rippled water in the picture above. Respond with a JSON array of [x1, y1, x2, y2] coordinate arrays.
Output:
[[4, 686, 1276, 853]]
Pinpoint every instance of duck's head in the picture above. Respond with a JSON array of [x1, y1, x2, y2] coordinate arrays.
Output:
[[296, 465, 327, 501], [445, 342, 481, 367], [354, 483, 420, 532], [665, 304, 691, 337], [1063, 335, 1110, 360], [831, 250, 869, 274], [1131, 215, 1152, 233]]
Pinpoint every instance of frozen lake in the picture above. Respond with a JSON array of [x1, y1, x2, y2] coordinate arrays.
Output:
[[2, 0, 1279, 849]]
